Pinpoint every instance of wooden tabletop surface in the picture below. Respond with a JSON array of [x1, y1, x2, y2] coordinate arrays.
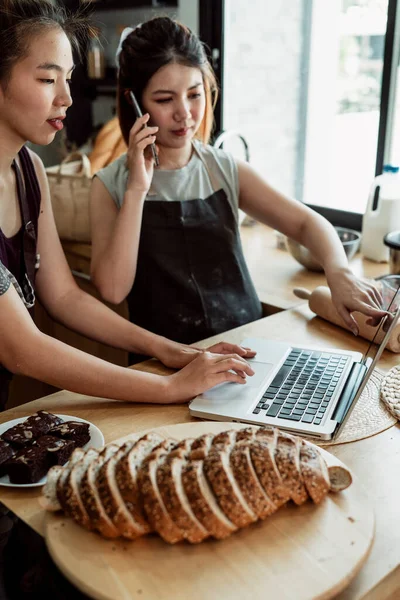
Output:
[[0, 305, 399, 599]]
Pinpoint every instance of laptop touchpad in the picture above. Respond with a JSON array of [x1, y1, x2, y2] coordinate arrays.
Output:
[[203, 360, 275, 401], [245, 361, 275, 387]]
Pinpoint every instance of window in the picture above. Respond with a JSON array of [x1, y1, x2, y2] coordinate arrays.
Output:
[[202, 0, 396, 228]]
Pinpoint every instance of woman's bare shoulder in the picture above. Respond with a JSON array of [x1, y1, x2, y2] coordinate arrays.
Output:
[[25, 147, 46, 175]]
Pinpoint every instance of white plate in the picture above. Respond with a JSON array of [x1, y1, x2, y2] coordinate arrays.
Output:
[[0, 414, 104, 489]]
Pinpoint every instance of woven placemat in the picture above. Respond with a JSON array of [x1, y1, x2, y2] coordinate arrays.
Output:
[[380, 365, 400, 419], [317, 368, 396, 446]]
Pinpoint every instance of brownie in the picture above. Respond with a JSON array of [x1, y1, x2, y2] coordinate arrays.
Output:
[[0, 440, 16, 476], [26, 411, 63, 435], [1, 422, 39, 447], [50, 421, 90, 448], [35, 435, 75, 466], [5, 446, 49, 484]]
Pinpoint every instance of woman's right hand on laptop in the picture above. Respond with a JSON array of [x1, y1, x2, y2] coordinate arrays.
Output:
[[164, 352, 255, 404]]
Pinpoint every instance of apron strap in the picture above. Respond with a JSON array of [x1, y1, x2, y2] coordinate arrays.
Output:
[[11, 157, 37, 308]]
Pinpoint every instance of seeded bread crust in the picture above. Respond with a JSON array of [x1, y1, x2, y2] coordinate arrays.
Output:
[[249, 438, 288, 509], [56, 448, 86, 512], [79, 444, 120, 538], [182, 434, 236, 540], [230, 442, 276, 519], [137, 440, 182, 544], [274, 432, 308, 506], [204, 431, 257, 528], [228, 426, 276, 519], [299, 441, 331, 504], [62, 448, 99, 530], [96, 441, 146, 539], [114, 432, 164, 534], [156, 438, 209, 544]]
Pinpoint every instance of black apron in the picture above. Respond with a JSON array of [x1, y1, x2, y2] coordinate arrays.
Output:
[[127, 147, 262, 361], [0, 148, 40, 410]]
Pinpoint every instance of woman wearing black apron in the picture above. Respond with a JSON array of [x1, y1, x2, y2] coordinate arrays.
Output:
[[0, 1, 256, 411], [126, 145, 262, 351], [90, 17, 385, 359]]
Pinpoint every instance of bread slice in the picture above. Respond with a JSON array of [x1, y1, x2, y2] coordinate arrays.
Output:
[[62, 448, 100, 530], [299, 441, 330, 504], [96, 440, 146, 539], [156, 438, 209, 544], [40, 465, 64, 511], [230, 441, 276, 519], [327, 465, 352, 493], [188, 433, 214, 461], [115, 432, 165, 534], [235, 426, 258, 443], [182, 434, 237, 540], [79, 444, 120, 538], [204, 430, 257, 528], [274, 432, 308, 505], [56, 447, 86, 512], [249, 436, 289, 508], [137, 439, 182, 544]]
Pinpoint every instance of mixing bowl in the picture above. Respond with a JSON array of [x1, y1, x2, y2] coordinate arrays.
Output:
[[285, 226, 361, 272]]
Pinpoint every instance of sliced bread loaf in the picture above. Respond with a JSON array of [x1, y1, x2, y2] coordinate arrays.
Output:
[[114, 432, 164, 534], [40, 465, 64, 511], [62, 448, 99, 530], [156, 438, 209, 544], [137, 439, 182, 544], [182, 433, 237, 540], [56, 447, 86, 512], [299, 441, 330, 503], [96, 440, 147, 539], [79, 444, 120, 538], [230, 441, 276, 519], [204, 430, 257, 528], [274, 432, 308, 505]]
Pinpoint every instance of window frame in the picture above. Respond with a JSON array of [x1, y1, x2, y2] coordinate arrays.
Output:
[[199, 0, 400, 231]]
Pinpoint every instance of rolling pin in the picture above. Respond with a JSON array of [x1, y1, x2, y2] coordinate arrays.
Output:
[[293, 285, 400, 353]]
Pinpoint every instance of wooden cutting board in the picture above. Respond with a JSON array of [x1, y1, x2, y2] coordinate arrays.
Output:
[[44, 422, 374, 600]]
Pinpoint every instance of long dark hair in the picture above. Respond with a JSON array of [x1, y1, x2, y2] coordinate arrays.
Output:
[[0, 0, 93, 85], [117, 17, 218, 146]]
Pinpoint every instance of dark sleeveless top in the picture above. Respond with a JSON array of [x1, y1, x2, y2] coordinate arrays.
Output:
[[0, 146, 41, 410]]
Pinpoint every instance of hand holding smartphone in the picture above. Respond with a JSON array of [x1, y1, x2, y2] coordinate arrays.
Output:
[[129, 91, 159, 167]]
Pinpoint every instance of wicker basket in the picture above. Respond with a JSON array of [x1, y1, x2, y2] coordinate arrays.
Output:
[[46, 152, 92, 242]]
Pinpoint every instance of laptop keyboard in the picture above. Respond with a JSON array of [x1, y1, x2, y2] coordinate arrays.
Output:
[[252, 349, 349, 425]]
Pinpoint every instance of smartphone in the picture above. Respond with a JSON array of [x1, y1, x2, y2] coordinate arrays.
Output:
[[129, 91, 159, 167]]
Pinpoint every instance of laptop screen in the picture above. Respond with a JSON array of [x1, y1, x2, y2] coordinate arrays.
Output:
[[334, 280, 400, 438], [361, 280, 400, 367]]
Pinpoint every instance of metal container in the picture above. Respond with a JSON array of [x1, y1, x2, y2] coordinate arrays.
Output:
[[285, 226, 361, 272], [383, 231, 400, 274]]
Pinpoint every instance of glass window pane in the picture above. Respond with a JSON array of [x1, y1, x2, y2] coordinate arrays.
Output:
[[222, 0, 389, 214]]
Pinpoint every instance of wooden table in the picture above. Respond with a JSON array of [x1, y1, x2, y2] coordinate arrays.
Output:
[[1, 305, 399, 599]]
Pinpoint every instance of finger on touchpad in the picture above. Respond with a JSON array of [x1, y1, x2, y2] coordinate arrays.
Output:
[[245, 361, 275, 387]]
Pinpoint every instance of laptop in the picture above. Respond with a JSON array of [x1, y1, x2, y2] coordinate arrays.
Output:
[[190, 288, 400, 441]]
